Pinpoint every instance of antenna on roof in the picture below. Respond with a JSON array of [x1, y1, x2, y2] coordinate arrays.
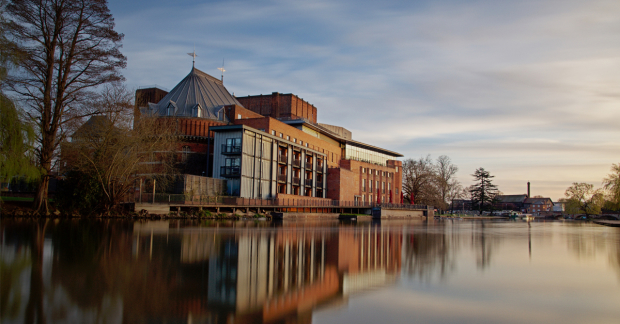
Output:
[[217, 58, 226, 82], [187, 45, 197, 67]]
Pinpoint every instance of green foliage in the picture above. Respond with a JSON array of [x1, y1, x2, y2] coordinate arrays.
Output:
[[603, 163, 620, 210], [0, 93, 39, 182], [55, 170, 105, 215], [470, 168, 498, 213], [564, 182, 604, 216], [198, 209, 212, 218]]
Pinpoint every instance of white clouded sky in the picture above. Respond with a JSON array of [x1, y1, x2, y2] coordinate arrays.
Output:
[[108, 0, 620, 200]]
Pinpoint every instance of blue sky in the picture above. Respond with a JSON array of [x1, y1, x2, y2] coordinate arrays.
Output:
[[108, 0, 620, 200]]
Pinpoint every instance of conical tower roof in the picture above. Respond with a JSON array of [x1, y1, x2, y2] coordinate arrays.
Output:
[[147, 67, 242, 120]]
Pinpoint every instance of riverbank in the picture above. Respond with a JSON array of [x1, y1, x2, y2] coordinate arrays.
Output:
[[0, 199, 269, 220]]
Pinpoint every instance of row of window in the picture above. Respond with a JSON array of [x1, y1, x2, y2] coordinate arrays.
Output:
[[361, 179, 397, 194], [269, 129, 339, 163], [361, 167, 394, 178]]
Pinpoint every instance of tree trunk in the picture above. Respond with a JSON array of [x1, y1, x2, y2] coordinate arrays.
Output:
[[33, 136, 54, 214], [33, 175, 49, 214]]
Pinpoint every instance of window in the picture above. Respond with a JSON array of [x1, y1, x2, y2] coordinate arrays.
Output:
[[182, 145, 191, 162], [293, 138, 297, 143], [396, 166, 399, 172], [223, 157, 241, 176], [362, 194, 365, 202], [271, 130, 276, 135], [362, 179, 366, 192], [362, 168, 365, 173], [286, 135, 290, 140], [167, 106, 174, 116], [193, 106, 202, 117], [369, 180, 372, 191], [299, 140, 302, 145], [305, 143, 308, 147], [237, 114, 241, 119], [226, 138, 241, 146], [279, 133, 283, 138]]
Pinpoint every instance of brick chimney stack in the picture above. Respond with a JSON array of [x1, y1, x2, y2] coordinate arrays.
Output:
[[527, 181, 530, 198]]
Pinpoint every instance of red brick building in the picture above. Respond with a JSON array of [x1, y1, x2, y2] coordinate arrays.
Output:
[[136, 66, 403, 202]]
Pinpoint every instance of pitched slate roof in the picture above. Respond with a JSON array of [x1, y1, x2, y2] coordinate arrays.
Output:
[[146, 67, 242, 120], [496, 195, 528, 203], [524, 197, 554, 205]]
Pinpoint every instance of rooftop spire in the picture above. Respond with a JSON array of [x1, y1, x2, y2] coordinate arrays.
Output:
[[217, 58, 225, 82], [187, 45, 197, 67]]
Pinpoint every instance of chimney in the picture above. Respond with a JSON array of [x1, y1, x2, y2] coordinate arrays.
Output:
[[527, 181, 530, 198]]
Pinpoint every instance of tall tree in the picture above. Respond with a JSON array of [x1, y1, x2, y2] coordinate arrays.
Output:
[[435, 155, 459, 210], [603, 163, 620, 210], [564, 183, 604, 217], [5, 0, 126, 213], [470, 168, 498, 214], [402, 155, 440, 206]]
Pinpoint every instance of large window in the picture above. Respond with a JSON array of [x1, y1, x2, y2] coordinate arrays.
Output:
[[344, 144, 394, 166], [221, 157, 240, 177], [223, 138, 242, 154]]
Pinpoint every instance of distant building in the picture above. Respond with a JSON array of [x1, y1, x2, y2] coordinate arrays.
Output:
[[494, 194, 528, 211], [451, 199, 472, 211], [524, 197, 554, 214], [553, 201, 565, 212]]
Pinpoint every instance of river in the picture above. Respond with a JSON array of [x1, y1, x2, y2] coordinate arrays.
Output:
[[1, 218, 619, 323]]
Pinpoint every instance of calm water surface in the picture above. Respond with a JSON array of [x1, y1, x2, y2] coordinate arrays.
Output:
[[1, 218, 620, 324]]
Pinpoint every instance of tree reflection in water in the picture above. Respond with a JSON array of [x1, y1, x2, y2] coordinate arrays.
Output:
[[2, 219, 620, 323], [0, 220, 404, 323]]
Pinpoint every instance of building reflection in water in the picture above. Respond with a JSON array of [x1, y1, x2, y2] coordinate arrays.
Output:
[[3, 220, 620, 323], [130, 221, 402, 323]]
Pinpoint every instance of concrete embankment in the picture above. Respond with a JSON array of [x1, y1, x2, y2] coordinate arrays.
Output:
[[592, 220, 620, 227]]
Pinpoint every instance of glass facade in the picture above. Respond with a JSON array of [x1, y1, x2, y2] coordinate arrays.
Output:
[[344, 144, 394, 166]]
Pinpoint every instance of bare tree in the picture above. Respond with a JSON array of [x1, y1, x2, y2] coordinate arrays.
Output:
[[435, 155, 459, 210], [402, 155, 440, 206], [62, 118, 177, 213], [5, 0, 126, 213]]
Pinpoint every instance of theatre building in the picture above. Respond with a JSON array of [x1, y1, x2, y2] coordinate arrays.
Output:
[[137, 66, 403, 203]]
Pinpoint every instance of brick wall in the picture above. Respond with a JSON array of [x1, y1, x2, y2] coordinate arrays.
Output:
[[224, 104, 264, 121], [235, 92, 318, 123]]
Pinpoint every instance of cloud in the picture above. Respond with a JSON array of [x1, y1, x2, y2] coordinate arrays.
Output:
[[108, 0, 620, 199]]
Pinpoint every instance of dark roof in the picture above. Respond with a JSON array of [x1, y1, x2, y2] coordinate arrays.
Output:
[[496, 195, 528, 203], [72, 116, 115, 139], [146, 67, 241, 119]]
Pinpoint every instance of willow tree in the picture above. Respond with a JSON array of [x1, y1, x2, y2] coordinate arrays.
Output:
[[1, 5, 38, 184], [564, 183, 604, 217], [0, 94, 39, 182], [5, 0, 126, 213]]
